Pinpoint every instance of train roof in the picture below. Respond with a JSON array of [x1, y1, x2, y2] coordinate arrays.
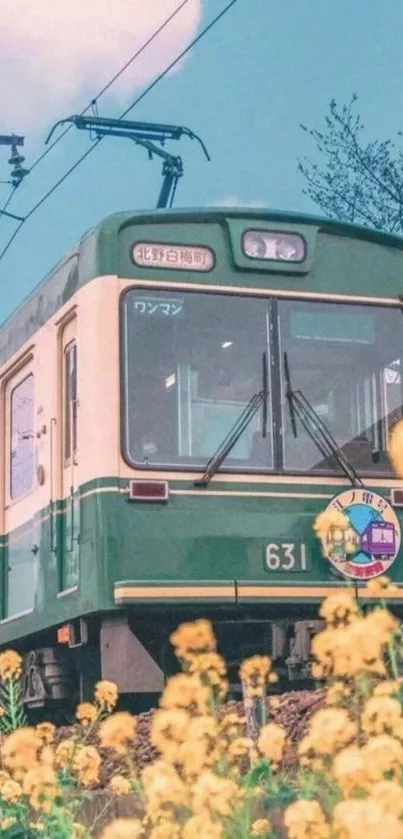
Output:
[[1, 206, 403, 367], [90, 206, 403, 249]]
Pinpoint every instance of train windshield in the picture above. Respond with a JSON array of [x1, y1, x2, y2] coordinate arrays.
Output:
[[122, 289, 403, 476], [122, 289, 274, 470], [278, 300, 403, 474]]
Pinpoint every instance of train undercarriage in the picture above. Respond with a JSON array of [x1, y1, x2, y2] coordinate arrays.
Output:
[[16, 607, 326, 717]]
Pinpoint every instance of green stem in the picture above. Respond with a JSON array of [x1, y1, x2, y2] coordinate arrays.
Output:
[[6, 677, 24, 730], [388, 636, 399, 680]]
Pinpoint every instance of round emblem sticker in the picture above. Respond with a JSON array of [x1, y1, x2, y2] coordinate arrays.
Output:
[[318, 488, 401, 580]]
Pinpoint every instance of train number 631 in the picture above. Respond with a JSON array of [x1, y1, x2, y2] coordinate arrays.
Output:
[[264, 542, 309, 572]]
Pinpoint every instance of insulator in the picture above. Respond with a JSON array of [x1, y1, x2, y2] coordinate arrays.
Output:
[[8, 150, 25, 167], [11, 164, 29, 186]]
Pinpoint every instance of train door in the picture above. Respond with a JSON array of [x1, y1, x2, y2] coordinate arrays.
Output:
[[3, 359, 38, 618], [59, 318, 80, 593]]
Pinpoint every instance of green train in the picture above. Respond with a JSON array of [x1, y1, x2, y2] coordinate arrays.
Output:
[[1, 207, 403, 710]]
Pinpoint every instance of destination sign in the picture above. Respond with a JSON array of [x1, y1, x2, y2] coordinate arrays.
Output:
[[132, 242, 215, 272]]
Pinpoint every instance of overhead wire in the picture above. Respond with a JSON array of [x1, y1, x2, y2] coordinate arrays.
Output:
[[0, 0, 241, 266], [0, 186, 18, 223], [28, 0, 193, 174], [0, 0, 192, 220], [0, 0, 193, 249]]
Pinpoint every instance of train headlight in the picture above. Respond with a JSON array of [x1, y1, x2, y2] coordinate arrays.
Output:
[[243, 230, 306, 263]]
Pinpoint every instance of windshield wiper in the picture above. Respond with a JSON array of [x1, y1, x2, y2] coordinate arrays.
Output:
[[283, 351, 363, 488], [194, 352, 269, 488]]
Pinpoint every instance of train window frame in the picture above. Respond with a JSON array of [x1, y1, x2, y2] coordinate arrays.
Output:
[[9, 372, 35, 500], [119, 286, 275, 474], [277, 297, 403, 477], [120, 287, 403, 480], [64, 340, 78, 464]]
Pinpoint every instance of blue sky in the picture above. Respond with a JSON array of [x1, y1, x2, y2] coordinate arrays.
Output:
[[0, 0, 403, 321]]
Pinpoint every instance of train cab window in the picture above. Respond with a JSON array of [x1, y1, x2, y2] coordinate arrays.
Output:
[[64, 342, 77, 461], [10, 374, 35, 499], [122, 289, 273, 471], [278, 300, 403, 475]]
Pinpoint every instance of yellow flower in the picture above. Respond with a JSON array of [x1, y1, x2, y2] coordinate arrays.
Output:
[[240, 655, 274, 698], [371, 780, 403, 817], [23, 764, 59, 812], [187, 653, 229, 698], [73, 745, 101, 787], [251, 818, 272, 837], [298, 708, 357, 760], [240, 654, 271, 680], [2, 727, 42, 775], [310, 626, 340, 678], [40, 746, 54, 767], [160, 673, 211, 714], [178, 739, 216, 777], [332, 745, 368, 795], [150, 708, 190, 760], [191, 769, 240, 818], [227, 736, 252, 760], [98, 712, 136, 755], [36, 722, 55, 744], [149, 823, 182, 839], [100, 819, 143, 839], [314, 508, 350, 541], [362, 735, 403, 781], [366, 576, 398, 596], [373, 679, 402, 697], [388, 419, 403, 478], [364, 607, 398, 643], [361, 696, 402, 736], [0, 817, 17, 830], [170, 619, 216, 660], [186, 652, 227, 686], [325, 681, 351, 706], [182, 816, 223, 839], [0, 650, 22, 680], [0, 778, 22, 803], [76, 702, 98, 726], [312, 616, 389, 679], [72, 825, 87, 839], [54, 738, 76, 769], [332, 797, 403, 839], [319, 592, 359, 627], [219, 712, 246, 737], [94, 680, 118, 712], [176, 714, 219, 775], [109, 775, 131, 796], [187, 715, 218, 742], [257, 723, 286, 763], [142, 760, 188, 812], [284, 799, 330, 839]]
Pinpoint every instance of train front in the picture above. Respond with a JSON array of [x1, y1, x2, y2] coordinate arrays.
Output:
[[104, 210, 403, 690]]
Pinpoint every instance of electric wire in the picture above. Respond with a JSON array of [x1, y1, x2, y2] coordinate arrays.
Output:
[[0, 186, 18, 222], [0, 0, 192, 219], [29, 0, 193, 174], [0, 0, 242, 266]]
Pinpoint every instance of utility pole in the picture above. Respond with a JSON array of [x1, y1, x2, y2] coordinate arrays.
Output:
[[0, 134, 29, 220]]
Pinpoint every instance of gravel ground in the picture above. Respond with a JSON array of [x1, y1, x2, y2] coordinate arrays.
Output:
[[57, 688, 324, 786]]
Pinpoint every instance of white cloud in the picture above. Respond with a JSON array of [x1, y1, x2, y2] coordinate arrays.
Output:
[[213, 195, 266, 208], [0, 0, 202, 134]]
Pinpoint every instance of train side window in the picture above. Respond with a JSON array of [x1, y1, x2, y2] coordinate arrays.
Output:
[[64, 342, 77, 461], [10, 373, 35, 499]]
